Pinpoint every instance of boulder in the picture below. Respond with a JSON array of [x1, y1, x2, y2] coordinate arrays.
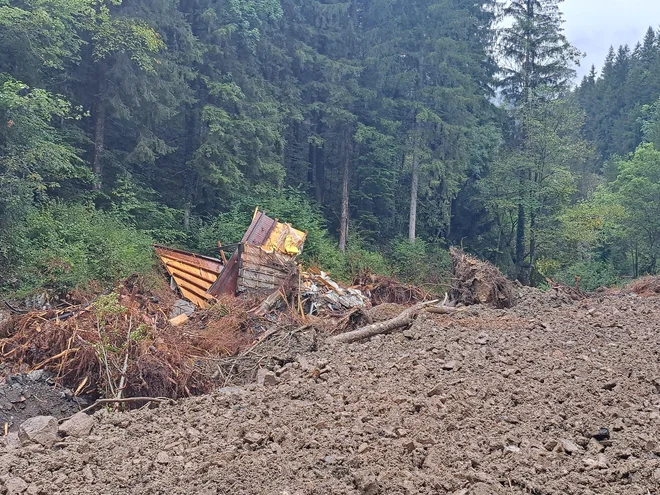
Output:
[[4, 477, 28, 495], [257, 369, 279, 387], [58, 412, 94, 438], [18, 416, 58, 448]]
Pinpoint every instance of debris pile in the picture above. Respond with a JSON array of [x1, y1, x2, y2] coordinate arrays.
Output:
[[353, 272, 429, 305], [0, 278, 220, 401], [2, 209, 522, 404], [449, 247, 516, 309], [626, 275, 660, 296], [300, 267, 369, 314]]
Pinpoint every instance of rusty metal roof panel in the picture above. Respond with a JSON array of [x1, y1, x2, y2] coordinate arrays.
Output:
[[154, 245, 223, 308], [242, 211, 277, 246]]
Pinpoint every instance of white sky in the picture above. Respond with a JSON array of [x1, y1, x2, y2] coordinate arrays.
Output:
[[562, 0, 660, 79]]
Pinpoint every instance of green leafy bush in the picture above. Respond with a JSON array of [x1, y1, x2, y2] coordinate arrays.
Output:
[[390, 237, 452, 293], [4, 203, 155, 296], [555, 260, 620, 292]]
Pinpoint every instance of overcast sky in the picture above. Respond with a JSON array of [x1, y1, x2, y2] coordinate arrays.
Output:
[[562, 0, 660, 79]]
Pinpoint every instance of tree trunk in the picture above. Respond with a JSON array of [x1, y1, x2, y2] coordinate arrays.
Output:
[[515, 201, 526, 284], [183, 203, 191, 232], [528, 209, 537, 284], [338, 128, 351, 253], [92, 61, 108, 191], [408, 144, 420, 243]]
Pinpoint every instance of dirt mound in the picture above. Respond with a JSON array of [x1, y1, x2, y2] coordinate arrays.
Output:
[[2, 289, 660, 494]]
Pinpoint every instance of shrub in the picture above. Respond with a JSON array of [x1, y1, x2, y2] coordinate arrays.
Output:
[[555, 260, 620, 292], [5, 202, 155, 296], [389, 237, 452, 293]]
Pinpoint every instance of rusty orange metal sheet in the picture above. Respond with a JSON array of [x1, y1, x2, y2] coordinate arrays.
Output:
[[154, 245, 223, 308]]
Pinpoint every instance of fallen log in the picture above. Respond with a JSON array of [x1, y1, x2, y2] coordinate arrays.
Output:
[[329, 300, 438, 344]]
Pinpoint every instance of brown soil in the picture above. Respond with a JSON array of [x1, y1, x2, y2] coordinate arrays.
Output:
[[2, 289, 660, 494]]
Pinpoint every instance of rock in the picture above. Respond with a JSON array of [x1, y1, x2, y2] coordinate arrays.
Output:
[[504, 445, 521, 453], [560, 439, 581, 454], [169, 313, 189, 326], [26, 370, 47, 382], [324, 455, 337, 464], [155, 451, 170, 464], [583, 454, 608, 470], [653, 468, 660, 481], [426, 384, 443, 397], [475, 333, 490, 345], [1, 432, 21, 450], [355, 472, 379, 495], [4, 477, 28, 495], [591, 427, 610, 441], [58, 412, 94, 438], [602, 381, 617, 391], [18, 416, 58, 448], [358, 443, 370, 454], [82, 465, 95, 483], [442, 361, 457, 371], [170, 299, 195, 318], [257, 369, 279, 387], [244, 432, 265, 444]]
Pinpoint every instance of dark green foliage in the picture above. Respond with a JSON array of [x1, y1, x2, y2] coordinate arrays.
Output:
[[5, 0, 659, 297], [554, 260, 619, 292], [5, 203, 154, 296]]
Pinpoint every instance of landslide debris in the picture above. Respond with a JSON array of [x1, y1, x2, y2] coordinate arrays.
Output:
[[2, 288, 659, 495]]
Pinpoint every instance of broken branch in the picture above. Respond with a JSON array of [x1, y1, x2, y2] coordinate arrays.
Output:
[[329, 300, 439, 344]]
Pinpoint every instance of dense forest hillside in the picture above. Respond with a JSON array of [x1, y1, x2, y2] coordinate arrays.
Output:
[[2, 0, 660, 296]]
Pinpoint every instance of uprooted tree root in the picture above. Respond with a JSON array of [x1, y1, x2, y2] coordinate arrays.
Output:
[[626, 276, 660, 296], [449, 247, 516, 309], [0, 279, 268, 400], [353, 273, 430, 305]]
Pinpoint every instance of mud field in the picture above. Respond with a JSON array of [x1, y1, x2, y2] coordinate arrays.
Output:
[[2, 289, 660, 494]]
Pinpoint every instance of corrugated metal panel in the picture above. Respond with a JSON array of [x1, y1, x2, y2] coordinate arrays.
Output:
[[207, 246, 242, 297], [242, 211, 277, 246], [154, 245, 223, 308]]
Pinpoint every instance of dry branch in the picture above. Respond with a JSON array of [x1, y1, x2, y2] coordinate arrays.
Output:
[[329, 300, 439, 344]]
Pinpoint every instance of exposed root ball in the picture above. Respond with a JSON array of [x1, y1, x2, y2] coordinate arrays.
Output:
[[450, 247, 516, 308], [353, 273, 429, 305]]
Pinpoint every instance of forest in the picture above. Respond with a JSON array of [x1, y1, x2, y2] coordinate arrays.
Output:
[[2, 0, 660, 297]]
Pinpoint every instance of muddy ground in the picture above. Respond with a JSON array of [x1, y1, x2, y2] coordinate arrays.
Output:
[[0, 371, 91, 433], [1, 288, 660, 494]]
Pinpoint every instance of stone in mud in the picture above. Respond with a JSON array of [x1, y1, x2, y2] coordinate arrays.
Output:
[[18, 416, 58, 448], [257, 369, 279, 387], [560, 439, 581, 454], [155, 451, 170, 464], [58, 411, 94, 438], [442, 361, 457, 371], [4, 477, 28, 495]]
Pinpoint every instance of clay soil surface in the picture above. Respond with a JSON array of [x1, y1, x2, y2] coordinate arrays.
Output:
[[2, 289, 660, 494]]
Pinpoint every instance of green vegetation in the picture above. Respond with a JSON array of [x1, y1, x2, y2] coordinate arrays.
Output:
[[2, 0, 660, 298]]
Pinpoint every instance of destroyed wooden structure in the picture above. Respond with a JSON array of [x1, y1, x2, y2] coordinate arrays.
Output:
[[156, 209, 307, 308]]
